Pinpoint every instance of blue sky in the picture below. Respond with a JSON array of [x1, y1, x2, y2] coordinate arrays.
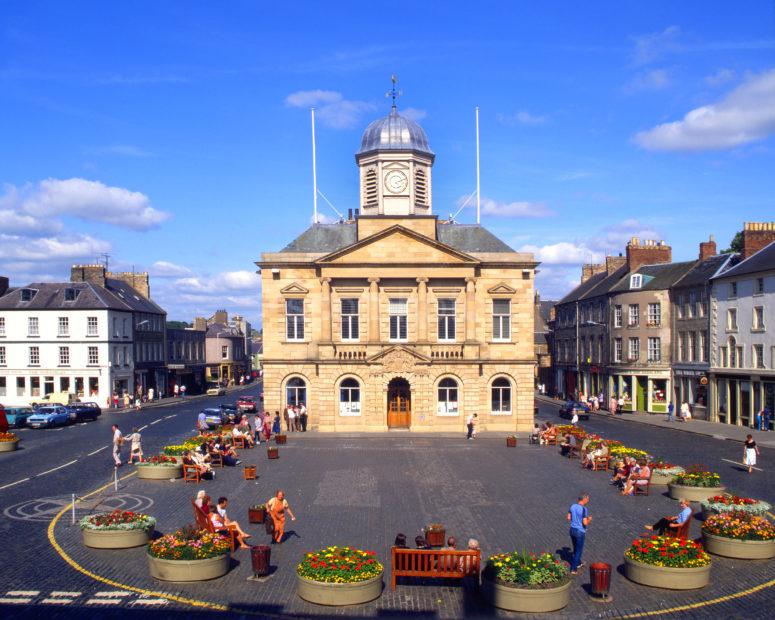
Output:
[[2, 1, 774, 325]]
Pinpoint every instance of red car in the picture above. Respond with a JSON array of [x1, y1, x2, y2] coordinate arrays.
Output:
[[237, 396, 257, 413]]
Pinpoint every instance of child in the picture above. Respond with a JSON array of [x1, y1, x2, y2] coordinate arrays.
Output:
[[127, 428, 143, 464]]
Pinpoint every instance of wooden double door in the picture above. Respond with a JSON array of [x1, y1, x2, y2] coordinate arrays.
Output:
[[387, 378, 411, 428]]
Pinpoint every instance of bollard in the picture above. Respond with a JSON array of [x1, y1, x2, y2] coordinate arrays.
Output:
[[114, 467, 118, 491], [72, 493, 76, 525]]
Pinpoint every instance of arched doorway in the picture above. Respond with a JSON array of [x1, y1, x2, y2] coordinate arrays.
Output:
[[387, 377, 411, 428]]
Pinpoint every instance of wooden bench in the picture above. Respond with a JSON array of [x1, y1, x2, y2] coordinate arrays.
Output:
[[191, 500, 237, 551], [591, 455, 610, 471], [391, 547, 480, 590], [232, 435, 246, 449], [545, 434, 558, 446], [668, 514, 692, 540], [633, 472, 653, 496], [209, 451, 224, 467], [183, 463, 201, 483]]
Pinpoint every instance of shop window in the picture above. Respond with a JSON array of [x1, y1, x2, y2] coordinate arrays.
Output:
[[286, 377, 306, 407]]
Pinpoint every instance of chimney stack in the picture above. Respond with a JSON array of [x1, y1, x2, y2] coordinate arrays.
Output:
[[742, 222, 775, 259], [605, 255, 627, 275], [699, 235, 717, 261], [626, 238, 671, 273], [347, 208, 353, 221], [71, 264, 106, 288], [581, 263, 606, 284], [193, 317, 207, 331], [108, 271, 150, 299], [213, 310, 228, 325]]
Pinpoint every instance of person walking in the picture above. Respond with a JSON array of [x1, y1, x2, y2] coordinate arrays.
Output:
[[744, 434, 760, 474], [180, 384, 187, 398], [666, 401, 675, 422], [299, 402, 308, 431], [617, 395, 624, 414], [571, 411, 579, 426], [174, 384, 180, 398], [197, 410, 209, 435], [251, 412, 261, 445], [763, 407, 771, 432], [147, 387, 154, 402], [111, 424, 124, 467], [272, 412, 281, 435], [680, 401, 691, 422], [127, 427, 143, 463], [466, 412, 475, 440], [267, 490, 296, 544], [567, 493, 591, 575]]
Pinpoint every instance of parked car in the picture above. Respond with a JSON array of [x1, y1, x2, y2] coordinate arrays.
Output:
[[237, 396, 257, 413], [66, 402, 102, 422], [31, 391, 79, 407], [558, 400, 590, 421], [206, 385, 226, 396], [201, 408, 229, 428], [219, 403, 238, 424], [0, 406, 8, 433], [27, 405, 72, 428], [3, 406, 35, 428]]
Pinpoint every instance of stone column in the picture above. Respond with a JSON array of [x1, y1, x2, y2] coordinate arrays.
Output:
[[465, 277, 476, 342], [368, 277, 380, 342], [320, 277, 332, 342], [416, 277, 428, 342]]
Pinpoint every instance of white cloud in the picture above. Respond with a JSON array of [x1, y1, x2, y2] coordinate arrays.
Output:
[[312, 212, 338, 224], [496, 110, 547, 126], [172, 270, 260, 295], [401, 107, 427, 121], [704, 68, 736, 86], [150, 260, 192, 277], [632, 26, 681, 65], [284, 89, 376, 129], [623, 69, 671, 94], [633, 69, 775, 151], [0, 208, 61, 235], [460, 195, 553, 218], [0, 232, 110, 261], [520, 242, 603, 265], [590, 218, 662, 253]]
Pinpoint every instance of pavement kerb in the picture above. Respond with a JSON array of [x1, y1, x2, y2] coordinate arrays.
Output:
[[47, 439, 775, 618]]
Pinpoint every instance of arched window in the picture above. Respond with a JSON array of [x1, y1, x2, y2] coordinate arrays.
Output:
[[437, 377, 459, 416], [339, 378, 361, 416], [364, 169, 378, 206], [491, 377, 512, 414], [286, 377, 306, 407]]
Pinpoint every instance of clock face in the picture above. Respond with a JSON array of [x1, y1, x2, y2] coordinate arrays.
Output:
[[384, 170, 408, 194]]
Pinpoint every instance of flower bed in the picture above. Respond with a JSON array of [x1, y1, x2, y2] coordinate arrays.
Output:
[[650, 462, 685, 485], [296, 546, 383, 605], [482, 551, 570, 612], [609, 445, 650, 460], [137, 454, 183, 479], [701, 495, 771, 516], [0, 431, 20, 452], [555, 425, 586, 438], [669, 467, 724, 501], [81, 510, 156, 549], [148, 527, 231, 581], [624, 536, 711, 589], [702, 512, 775, 559]]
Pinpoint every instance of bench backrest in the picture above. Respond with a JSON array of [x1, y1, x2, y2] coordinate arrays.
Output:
[[191, 499, 213, 531], [392, 547, 480, 578], [670, 514, 692, 540]]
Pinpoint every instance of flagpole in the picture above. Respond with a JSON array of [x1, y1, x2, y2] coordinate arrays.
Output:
[[311, 107, 318, 224], [475, 106, 481, 224]]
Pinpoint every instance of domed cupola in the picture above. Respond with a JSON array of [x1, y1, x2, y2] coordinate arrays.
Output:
[[357, 107, 434, 158]]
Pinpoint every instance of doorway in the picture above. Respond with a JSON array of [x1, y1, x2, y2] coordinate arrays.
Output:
[[387, 378, 411, 428]]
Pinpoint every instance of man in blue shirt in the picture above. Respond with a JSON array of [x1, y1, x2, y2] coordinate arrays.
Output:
[[567, 493, 591, 574], [666, 401, 675, 422], [646, 498, 692, 535]]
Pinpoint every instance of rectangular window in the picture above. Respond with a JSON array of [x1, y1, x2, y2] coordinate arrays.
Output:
[[59, 346, 70, 366], [754, 344, 765, 369], [58, 316, 69, 336], [647, 302, 661, 326], [389, 298, 408, 341], [699, 332, 707, 362], [28, 317, 39, 337], [678, 332, 686, 361], [16, 376, 25, 396], [221, 345, 228, 359], [614, 305, 622, 328], [688, 332, 697, 362], [0, 345, 5, 365], [737, 346, 744, 368], [753, 306, 765, 330], [492, 299, 511, 341], [88, 346, 99, 365], [689, 291, 697, 318], [29, 346, 40, 365], [87, 316, 98, 336], [727, 308, 738, 331], [122, 318, 128, 337], [756, 277, 765, 295], [730, 282, 737, 298], [437, 299, 456, 341], [0, 317, 5, 336], [676, 295, 684, 319], [614, 338, 622, 362], [341, 298, 359, 341], [285, 299, 304, 341], [628, 305, 639, 327], [113, 317, 119, 337], [647, 337, 661, 362], [630, 274, 642, 289], [31, 376, 40, 397], [628, 337, 639, 361]]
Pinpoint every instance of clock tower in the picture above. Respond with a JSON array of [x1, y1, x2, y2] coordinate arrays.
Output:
[[355, 100, 434, 216]]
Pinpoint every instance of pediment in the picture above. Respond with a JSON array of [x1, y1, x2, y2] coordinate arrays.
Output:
[[280, 282, 309, 295], [366, 345, 431, 365], [316, 225, 479, 266], [487, 282, 517, 295]]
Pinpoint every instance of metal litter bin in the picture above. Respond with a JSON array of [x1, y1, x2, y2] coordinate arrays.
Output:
[[251, 545, 272, 577], [589, 562, 612, 599]]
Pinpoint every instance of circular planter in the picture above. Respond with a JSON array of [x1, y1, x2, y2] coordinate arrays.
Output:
[[702, 532, 775, 560], [668, 483, 725, 503], [83, 527, 152, 549], [136, 464, 183, 480], [296, 571, 383, 606], [701, 500, 771, 518], [650, 468, 684, 485], [0, 439, 20, 452], [481, 577, 571, 613], [624, 555, 710, 589], [148, 553, 230, 582]]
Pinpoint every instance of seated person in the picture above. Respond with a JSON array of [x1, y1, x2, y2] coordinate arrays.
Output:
[[530, 423, 541, 444], [215, 496, 251, 540], [540, 423, 556, 444], [209, 503, 249, 549], [232, 423, 255, 447], [578, 437, 592, 462], [645, 499, 692, 535], [414, 535, 430, 550], [584, 442, 609, 468], [622, 460, 651, 495], [184, 449, 213, 478], [610, 456, 634, 487], [441, 536, 457, 550], [213, 438, 240, 466], [394, 533, 408, 549], [194, 490, 208, 513], [559, 433, 577, 457]]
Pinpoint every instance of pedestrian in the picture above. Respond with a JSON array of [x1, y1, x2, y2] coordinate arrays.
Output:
[[763, 407, 771, 432], [111, 424, 123, 467], [567, 493, 591, 575], [617, 395, 624, 414], [112, 392, 119, 409], [148, 387, 154, 402], [123, 392, 130, 408], [666, 401, 675, 422], [197, 410, 209, 435], [263, 413, 273, 440], [744, 434, 760, 474], [755, 409, 762, 430], [134, 395, 141, 411], [287, 405, 297, 432], [174, 384, 180, 398], [471, 413, 479, 438], [466, 412, 475, 439], [609, 396, 617, 415], [283, 405, 290, 432], [299, 402, 308, 431], [267, 490, 296, 544], [251, 412, 261, 445], [180, 384, 187, 398], [571, 411, 579, 426], [127, 427, 143, 463], [680, 401, 691, 422], [272, 411, 281, 435]]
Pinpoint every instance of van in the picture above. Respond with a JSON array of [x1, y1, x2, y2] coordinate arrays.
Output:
[[31, 391, 79, 407]]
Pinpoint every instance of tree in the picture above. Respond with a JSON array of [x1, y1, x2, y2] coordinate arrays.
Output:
[[166, 320, 192, 329], [721, 231, 743, 254]]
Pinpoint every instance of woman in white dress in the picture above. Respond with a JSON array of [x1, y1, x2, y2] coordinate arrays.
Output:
[[744, 434, 760, 474]]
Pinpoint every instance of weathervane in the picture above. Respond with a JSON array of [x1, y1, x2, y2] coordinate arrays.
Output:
[[385, 74, 402, 109]]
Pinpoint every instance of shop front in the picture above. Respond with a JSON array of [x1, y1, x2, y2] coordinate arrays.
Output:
[[610, 372, 669, 413], [673, 368, 709, 420], [712, 373, 774, 429]]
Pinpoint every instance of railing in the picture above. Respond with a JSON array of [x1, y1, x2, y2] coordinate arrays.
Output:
[[430, 345, 465, 359]]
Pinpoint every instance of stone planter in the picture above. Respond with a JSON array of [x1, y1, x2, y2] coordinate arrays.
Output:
[[244, 465, 257, 480], [248, 507, 266, 524], [668, 483, 725, 503], [148, 553, 230, 582], [702, 533, 775, 560], [624, 555, 711, 589], [137, 464, 183, 480], [424, 527, 445, 547], [0, 439, 20, 452], [481, 577, 571, 613], [275, 434, 287, 445], [506, 437, 517, 448], [82, 527, 152, 549], [296, 571, 383, 606], [650, 468, 684, 485], [267, 447, 279, 459]]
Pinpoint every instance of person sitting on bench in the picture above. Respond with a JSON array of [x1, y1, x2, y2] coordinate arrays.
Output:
[[645, 498, 692, 535], [622, 460, 650, 495], [559, 433, 577, 457]]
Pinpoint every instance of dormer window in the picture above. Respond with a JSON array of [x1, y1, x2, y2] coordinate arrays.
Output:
[[630, 274, 642, 289], [64, 288, 80, 301], [20, 288, 37, 302]]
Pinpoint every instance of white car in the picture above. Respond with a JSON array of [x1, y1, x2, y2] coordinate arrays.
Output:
[[207, 386, 226, 396]]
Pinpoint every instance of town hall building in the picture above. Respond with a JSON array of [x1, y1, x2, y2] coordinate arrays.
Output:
[[258, 103, 537, 432]]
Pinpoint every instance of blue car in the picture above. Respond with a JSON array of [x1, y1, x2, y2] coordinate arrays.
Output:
[[27, 405, 72, 428], [4, 406, 35, 428], [66, 402, 102, 422]]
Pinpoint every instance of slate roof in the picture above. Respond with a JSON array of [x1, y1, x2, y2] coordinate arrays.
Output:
[[250, 341, 263, 355], [712, 241, 775, 280], [0, 280, 165, 314], [206, 322, 243, 338], [557, 265, 629, 305], [609, 261, 696, 293], [673, 254, 731, 288], [534, 300, 555, 345], [279, 221, 515, 254]]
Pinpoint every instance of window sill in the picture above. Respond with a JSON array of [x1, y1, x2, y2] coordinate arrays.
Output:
[[86, 334, 99, 338], [57, 335, 70, 338], [490, 411, 513, 416], [751, 328, 766, 333], [490, 340, 512, 344], [28, 335, 40, 338], [28, 364, 40, 367], [57, 365, 70, 368], [725, 328, 738, 333]]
